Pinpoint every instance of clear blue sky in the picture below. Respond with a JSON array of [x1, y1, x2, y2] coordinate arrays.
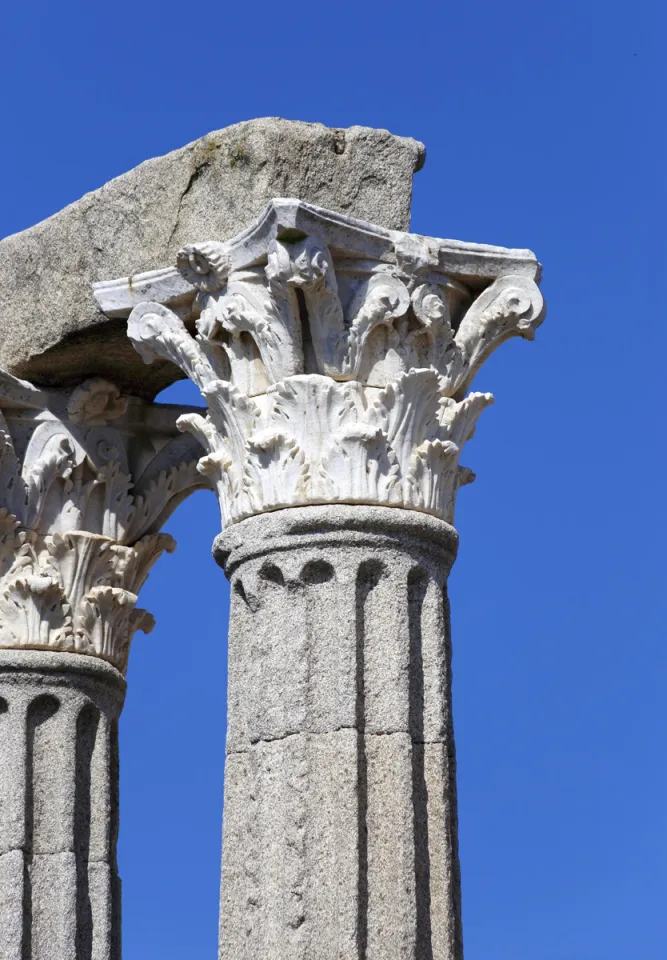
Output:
[[1, 2, 665, 958]]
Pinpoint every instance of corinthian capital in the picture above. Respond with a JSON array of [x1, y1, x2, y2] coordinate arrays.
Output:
[[96, 200, 545, 528], [0, 374, 207, 670]]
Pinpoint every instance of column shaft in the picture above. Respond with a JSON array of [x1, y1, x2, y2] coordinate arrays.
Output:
[[0, 651, 125, 960], [215, 505, 463, 960], [122, 190, 545, 960]]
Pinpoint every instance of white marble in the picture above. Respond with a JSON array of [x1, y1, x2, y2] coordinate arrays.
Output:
[[122, 200, 545, 528], [0, 372, 207, 670]]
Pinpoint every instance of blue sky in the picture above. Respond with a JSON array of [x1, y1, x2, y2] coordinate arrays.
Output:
[[1, 1, 665, 957]]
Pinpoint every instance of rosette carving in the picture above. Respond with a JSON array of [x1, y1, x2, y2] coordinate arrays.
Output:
[[122, 202, 545, 529], [67, 378, 129, 425], [177, 240, 230, 292]]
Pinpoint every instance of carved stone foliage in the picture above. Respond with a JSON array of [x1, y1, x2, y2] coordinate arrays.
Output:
[[0, 373, 207, 670], [123, 201, 545, 528]]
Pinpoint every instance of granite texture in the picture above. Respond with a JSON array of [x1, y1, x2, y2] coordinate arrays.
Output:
[[0, 650, 125, 960], [0, 119, 424, 398], [215, 505, 463, 960]]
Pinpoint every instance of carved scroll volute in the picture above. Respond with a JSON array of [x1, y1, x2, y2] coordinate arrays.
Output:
[[0, 371, 207, 671], [446, 275, 545, 399], [265, 235, 346, 377], [126, 296, 495, 529], [124, 202, 545, 530], [343, 273, 413, 384], [197, 274, 304, 396]]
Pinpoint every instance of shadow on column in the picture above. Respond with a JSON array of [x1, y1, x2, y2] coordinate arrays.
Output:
[[408, 567, 434, 960], [75, 704, 100, 960], [24, 694, 60, 960], [355, 559, 384, 960]]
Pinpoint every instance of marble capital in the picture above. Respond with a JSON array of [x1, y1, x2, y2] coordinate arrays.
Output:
[[0, 373, 208, 671], [104, 199, 545, 528]]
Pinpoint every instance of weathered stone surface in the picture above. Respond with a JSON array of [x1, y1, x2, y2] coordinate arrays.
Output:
[[0, 370, 208, 671], [0, 650, 125, 959], [215, 505, 462, 960], [218, 505, 458, 751], [0, 374, 204, 955], [119, 201, 543, 959], [126, 199, 543, 528], [0, 120, 424, 397], [0, 850, 23, 960], [221, 732, 461, 960]]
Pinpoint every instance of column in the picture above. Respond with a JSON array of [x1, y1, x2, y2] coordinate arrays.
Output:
[[122, 197, 546, 959], [0, 651, 124, 960], [215, 505, 461, 960], [0, 373, 206, 958]]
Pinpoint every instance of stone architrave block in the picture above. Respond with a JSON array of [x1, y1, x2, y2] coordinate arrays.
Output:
[[0, 120, 424, 398]]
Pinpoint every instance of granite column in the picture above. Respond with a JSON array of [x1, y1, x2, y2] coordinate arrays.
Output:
[[123, 197, 546, 959], [216, 505, 462, 960], [0, 651, 125, 960], [0, 373, 205, 958]]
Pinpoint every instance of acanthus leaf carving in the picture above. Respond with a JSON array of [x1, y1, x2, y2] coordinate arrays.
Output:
[[22, 428, 77, 532], [74, 586, 154, 672], [372, 369, 443, 470], [0, 572, 71, 650], [124, 332, 496, 527], [0, 522, 177, 673], [126, 458, 201, 542], [0, 525, 71, 651], [322, 424, 401, 504], [197, 278, 302, 394], [405, 439, 460, 518], [0, 509, 23, 580], [244, 432, 310, 514], [0, 373, 207, 669], [343, 273, 412, 381], [120, 201, 545, 528], [128, 301, 216, 390], [266, 235, 346, 377]]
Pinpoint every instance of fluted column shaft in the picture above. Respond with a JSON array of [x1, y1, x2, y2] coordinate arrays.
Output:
[[0, 371, 206, 955], [215, 505, 462, 960], [121, 195, 545, 959], [0, 650, 125, 960]]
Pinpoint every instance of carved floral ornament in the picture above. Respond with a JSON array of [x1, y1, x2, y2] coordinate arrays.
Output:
[[114, 200, 545, 529], [0, 374, 207, 670]]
